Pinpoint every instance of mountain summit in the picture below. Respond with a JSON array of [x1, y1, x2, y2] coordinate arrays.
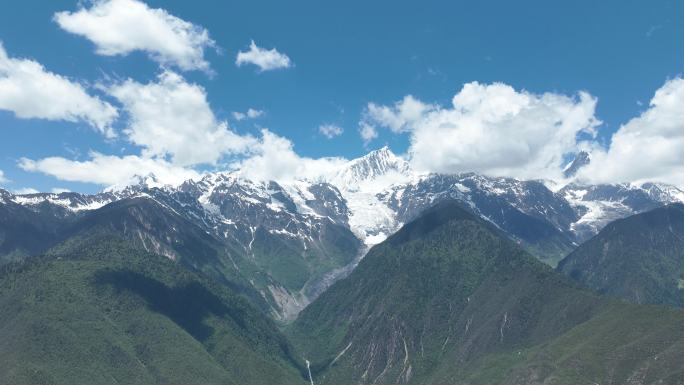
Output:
[[3, 147, 684, 317], [563, 150, 591, 178], [329, 146, 413, 191]]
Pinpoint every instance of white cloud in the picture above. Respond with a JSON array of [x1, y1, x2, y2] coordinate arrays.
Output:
[[359, 122, 378, 145], [234, 129, 345, 182], [364, 82, 599, 181], [0, 42, 118, 136], [54, 0, 215, 72], [19, 152, 199, 187], [365, 95, 436, 133], [0, 170, 6, 184], [319, 124, 344, 139], [232, 108, 264, 121], [14, 187, 39, 195], [18, 129, 343, 187], [51, 188, 71, 194], [108, 71, 257, 166], [246, 108, 264, 119], [578, 78, 684, 186], [236, 40, 292, 71]]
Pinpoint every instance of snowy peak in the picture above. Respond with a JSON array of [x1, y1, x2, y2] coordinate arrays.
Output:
[[330, 146, 412, 191], [563, 151, 591, 178], [640, 182, 684, 203], [181, 171, 349, 221], [559, 181, 684, 240], [320, 147, 415, 246], [2, 188, 116, 213], [0, 188, 12, 204], [130, 173, 167, 189], [105, 172, 172, 194], [347, 146, 411, 178]]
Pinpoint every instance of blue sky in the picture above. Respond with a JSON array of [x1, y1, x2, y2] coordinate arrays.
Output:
[[1, 0, 684, 193]]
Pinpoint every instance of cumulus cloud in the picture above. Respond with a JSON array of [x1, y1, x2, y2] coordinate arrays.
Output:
[[19, 127, 344, 187], [51, 188, 71, 194], [0, 42, 118, 136], [232, 108, 264, 121], [19, 152, 199, 187], [108, 71, 257, 166], [54, 0, 215, 72], [234, 129, 345, 182], [364, 95, 436, 133], [364, 82, 600, 181], [0, 170, 6, 184], [359, 122, 379, 145], [578, 78, 684, 186], [236, 40, 292, 71], [319, 124, 344, 139]]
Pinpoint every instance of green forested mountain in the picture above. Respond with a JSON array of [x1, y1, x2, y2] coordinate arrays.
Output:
[[0, 197, 75, 265], [5, 199, 684, 385], [289, 201, 684, 385], [558, 203, 684, 308], [0, 233, 306, 385], [62, 197, 277, 313], [0, 191, 362, 320]]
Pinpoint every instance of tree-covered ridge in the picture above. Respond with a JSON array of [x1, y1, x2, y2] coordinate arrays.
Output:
[[0, 233, 306, 385], [290, 201, 684, 385], [558, 203, 684, 308], [4, 200, 684, 384]]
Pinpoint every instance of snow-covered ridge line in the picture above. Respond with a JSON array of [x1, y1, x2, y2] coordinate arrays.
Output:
[[4, 147, 684, 319], [9, 192, 115, 212], [4, 147, 684, 248]]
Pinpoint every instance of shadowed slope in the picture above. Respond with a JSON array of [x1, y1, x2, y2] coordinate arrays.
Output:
[[0, 234, 306, 385], [558, 203, 684, 307]]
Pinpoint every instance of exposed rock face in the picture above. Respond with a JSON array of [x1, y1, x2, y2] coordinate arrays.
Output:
[[3, 147, 684, 317]]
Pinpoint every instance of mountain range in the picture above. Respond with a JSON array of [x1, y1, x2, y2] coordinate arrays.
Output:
[[2, 147, 684, 320], [289, 201, 684, 384], [3, 180, 684, 383]]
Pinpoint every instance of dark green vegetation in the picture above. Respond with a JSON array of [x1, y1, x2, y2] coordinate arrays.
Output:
[[289, 201, 684, 385], [0, 196, 74, 265], [0, 233, 306, 385], [491, 204, 575, 267], [558, 203, 684, 308], [63, 198, 274, 313], [5, 196, 684, 384], [0, 193, 361, 320]]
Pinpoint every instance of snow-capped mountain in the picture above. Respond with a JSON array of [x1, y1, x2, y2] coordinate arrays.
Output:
[[3, 147, 684, 318], [329, 146, 412, 190], [563, 151, 591, 178], [1, 173, 363, 320], [325, 146, 416, 245], [559, 182, 684, 241]]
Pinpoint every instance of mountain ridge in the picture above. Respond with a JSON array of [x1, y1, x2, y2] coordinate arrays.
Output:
[[558, 202, 684, 308], [3, 147, 684, 318], [289, 200, 684, 385], [0, 234, 307, 385]]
